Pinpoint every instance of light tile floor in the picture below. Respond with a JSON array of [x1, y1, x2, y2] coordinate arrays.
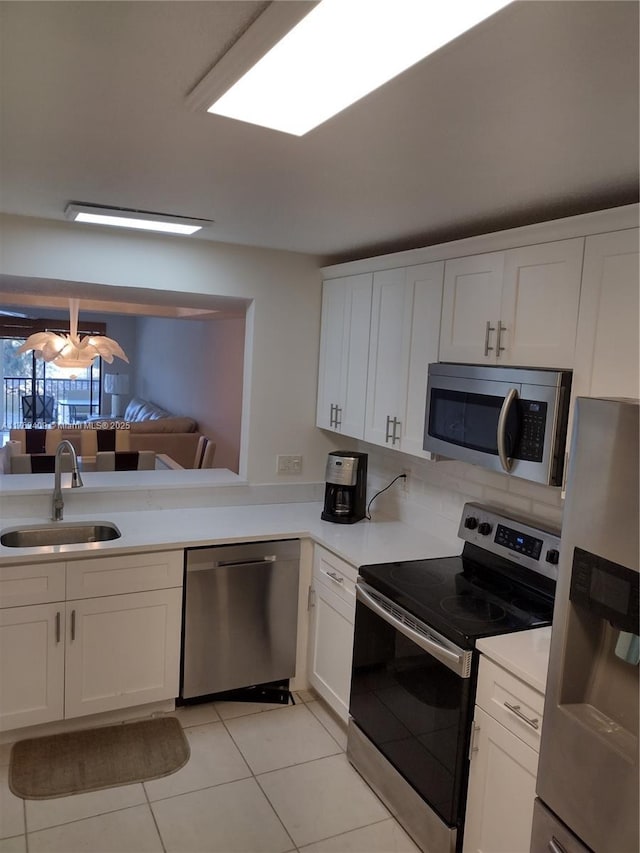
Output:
[[0, 691, 420, 853]]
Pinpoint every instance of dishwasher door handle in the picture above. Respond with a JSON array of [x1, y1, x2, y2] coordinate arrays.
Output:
[[218, 555, 277, 567], [189, 555, 278, 570], [188, 556, 278, 571]]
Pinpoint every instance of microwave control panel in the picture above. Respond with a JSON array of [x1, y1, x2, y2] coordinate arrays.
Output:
[[516, 400, 548, 462]]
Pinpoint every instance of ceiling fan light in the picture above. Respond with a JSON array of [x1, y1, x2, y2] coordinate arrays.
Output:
[[17, 299, 129, 372]]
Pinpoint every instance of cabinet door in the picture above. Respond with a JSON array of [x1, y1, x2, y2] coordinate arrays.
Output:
[[573, 228, 639, 400], [364, 263, 445, 453], [65, 588, 182, 719], [439, 253, 504, 363], [500, 238, 584, 367], [364, 267, 411, 448], [0, 603, 65, 731], [308, 577, 355, 722], [400, 262, 445, 457], [463, 706, 539, 853], [316, 274, 372, 437]]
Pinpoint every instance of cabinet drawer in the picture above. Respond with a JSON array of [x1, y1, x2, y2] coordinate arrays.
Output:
[[66, 550, 183, 599], [476, 656, 545, 752], [0, 562, 65, 608], [313, 546, 357, 609]]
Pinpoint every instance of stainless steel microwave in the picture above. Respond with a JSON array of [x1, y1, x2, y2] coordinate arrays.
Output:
[[423, 363, 572, 486]]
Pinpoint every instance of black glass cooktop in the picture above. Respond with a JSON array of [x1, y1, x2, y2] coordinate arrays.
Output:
[[359, 551, 554, 649]]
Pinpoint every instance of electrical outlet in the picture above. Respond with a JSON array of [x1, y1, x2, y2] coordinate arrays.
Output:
[[399, 469, 410, 492], [277, 454, 303, 474]]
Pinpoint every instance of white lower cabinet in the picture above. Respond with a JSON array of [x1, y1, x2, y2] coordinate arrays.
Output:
[[463, 706, 538, 853], [0, 602, 65, 731], [463, 656, 545, 853], [0, 549, 183, 732], [65, 588, 182, 719], [308, 546, 357, 722]]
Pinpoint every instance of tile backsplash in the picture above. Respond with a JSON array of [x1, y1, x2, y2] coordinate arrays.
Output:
[[359, 444, 564, 545]]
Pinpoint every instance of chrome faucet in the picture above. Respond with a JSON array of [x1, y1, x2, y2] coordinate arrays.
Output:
[[52, 440, 84, 521]]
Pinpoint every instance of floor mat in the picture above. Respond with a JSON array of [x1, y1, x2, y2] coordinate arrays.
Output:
[[9, 716, 190, 799]]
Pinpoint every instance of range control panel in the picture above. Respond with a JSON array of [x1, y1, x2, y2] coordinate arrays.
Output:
[[458, 502, 561, 580]]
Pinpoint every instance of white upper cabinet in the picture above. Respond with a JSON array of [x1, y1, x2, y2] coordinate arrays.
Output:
[[316, 274, 372, 439], [364, 263, 444, 454], [439, 252, 504, 364], [440, 238, 584, 368], [573, 228, 639, 400], [318, 207, 638, 463], [501, 239, 584, 368]]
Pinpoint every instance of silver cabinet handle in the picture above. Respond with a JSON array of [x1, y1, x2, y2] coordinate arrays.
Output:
[[504, 701, 539, 729], [496, 322, 507, 357], [329, 403, 335, 427], [386, 416, 401, 445], [385, 415, 393, 443], [55, 611, 61, 644], [70, 609, 76, 642], [326, 571, 344, 584], [497, 387, 518, 473], [468, 722, 480, 760], [484, 320, 496, 356], [334, 405, 342, 429], [392, 417, 401, 446], [548, 838, 567, 853]]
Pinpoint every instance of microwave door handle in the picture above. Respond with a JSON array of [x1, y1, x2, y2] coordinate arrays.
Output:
[[497, 387, 518, 473]]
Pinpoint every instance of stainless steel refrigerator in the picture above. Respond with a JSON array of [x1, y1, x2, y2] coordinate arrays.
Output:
[[531, 397, 639, 853]]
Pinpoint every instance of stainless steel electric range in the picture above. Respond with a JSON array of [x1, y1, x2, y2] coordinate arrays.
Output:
[[347, 502, 560, 853]]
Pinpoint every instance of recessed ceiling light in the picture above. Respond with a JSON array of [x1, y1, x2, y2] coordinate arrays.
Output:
[[206, 0, 511, 136], [65, 203, 212, 236]]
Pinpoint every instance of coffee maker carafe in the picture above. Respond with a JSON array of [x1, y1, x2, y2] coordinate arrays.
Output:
[[321, 451, 367, 524]]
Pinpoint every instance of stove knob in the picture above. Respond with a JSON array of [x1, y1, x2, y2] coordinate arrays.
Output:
[[546, 549, 560, 565], [464, 516, 478, 530], [478, 522, 492, 536]]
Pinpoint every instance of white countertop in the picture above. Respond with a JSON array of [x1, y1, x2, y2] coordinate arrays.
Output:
[[0, 501, 460, 568], [476, 626, 552, 693]]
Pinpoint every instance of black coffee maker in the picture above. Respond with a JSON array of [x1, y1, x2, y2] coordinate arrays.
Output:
[[321, 451, 367, 524]]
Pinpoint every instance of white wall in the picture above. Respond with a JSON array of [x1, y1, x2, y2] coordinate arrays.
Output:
[[0, 214, 336, 482], [133, 315, 245, 471], [99, 314, 137, 406]]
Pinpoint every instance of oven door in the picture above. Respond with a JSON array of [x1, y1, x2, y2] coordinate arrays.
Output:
[[349, 582, 474, 830]]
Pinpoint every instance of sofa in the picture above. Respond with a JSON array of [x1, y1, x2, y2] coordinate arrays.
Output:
[[89, 397, 204, 469]]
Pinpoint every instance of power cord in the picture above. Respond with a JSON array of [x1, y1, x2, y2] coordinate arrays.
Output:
[[366, 473, 407, 520]]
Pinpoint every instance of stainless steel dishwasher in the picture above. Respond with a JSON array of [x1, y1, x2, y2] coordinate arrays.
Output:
[[180, 539, 300, 700]]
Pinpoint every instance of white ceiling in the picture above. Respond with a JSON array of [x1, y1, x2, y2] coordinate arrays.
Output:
[[0, 0, 638, 268]]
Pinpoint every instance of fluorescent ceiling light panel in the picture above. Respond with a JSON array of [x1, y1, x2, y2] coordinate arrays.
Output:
[[208, 0, 511, 136], [65, 204, 211, 235]]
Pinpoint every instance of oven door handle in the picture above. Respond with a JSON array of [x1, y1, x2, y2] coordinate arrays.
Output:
[[356, 583, 471, 678], [497, 387, 518, 473]]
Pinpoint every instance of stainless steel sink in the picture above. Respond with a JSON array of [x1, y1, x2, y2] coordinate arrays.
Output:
[[0, 522, 121, 548]]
